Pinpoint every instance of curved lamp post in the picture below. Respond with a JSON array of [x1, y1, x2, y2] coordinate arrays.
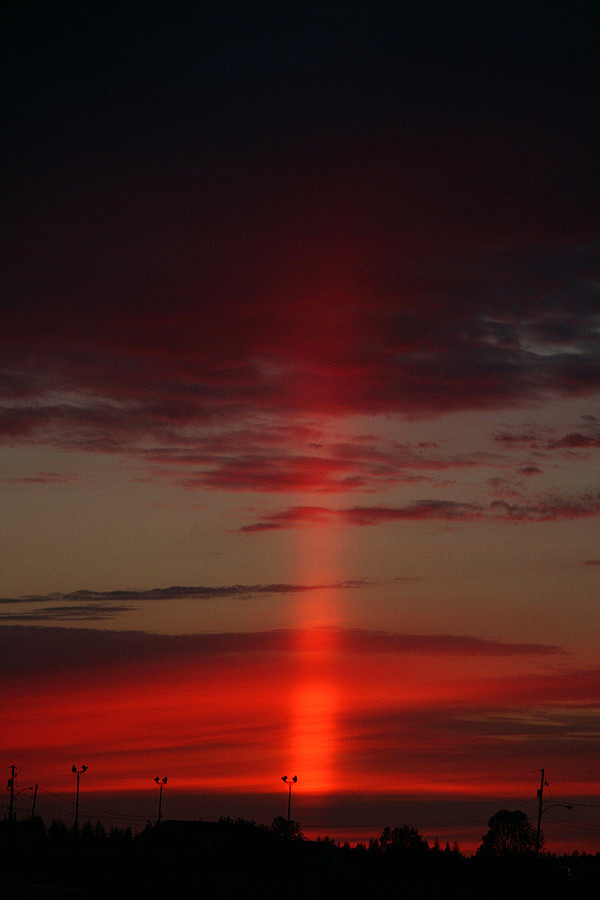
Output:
[[536, 802, 572, 854], [281, 775, 297, 822], [71, 765, 88, 830], [12, 786, 34, 821], [154, 776, 167, 824]]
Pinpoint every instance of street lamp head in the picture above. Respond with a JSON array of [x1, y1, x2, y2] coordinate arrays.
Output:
[[81, 765, 88, 773], [14, 786, 34, 799], [72, 765, 77, 774], [282, 775, 288, 783], [292, 776, 297, 783]]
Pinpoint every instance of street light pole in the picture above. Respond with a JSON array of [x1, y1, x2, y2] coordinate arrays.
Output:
[[154, 776, 167, 824], [281, 775, 297, 822], [71, 765, 88, 830], [12, 786, 34, 821], [7, 765, 16, 822], [536, 802, 573, 854]]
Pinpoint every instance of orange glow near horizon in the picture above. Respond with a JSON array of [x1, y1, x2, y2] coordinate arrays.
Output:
[[3, 619, 600, 817]]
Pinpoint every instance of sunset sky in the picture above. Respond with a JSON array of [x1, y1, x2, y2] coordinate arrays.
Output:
[[2, 4, 600, 851]]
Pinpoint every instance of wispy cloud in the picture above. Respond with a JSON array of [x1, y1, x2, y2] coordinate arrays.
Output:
[[0, 605, 133, 623], [1, 471, 84, 485], [239, 493, 600, 531], [494, 414, 600, 453], [489, 493, 600, 521], [0, 580, 368, 608]]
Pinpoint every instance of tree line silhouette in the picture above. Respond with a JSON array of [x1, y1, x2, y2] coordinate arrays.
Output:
[[1, 809, 599, 898]]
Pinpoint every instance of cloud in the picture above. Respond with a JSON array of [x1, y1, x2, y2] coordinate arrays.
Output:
[[239, 493, 600, 531], [3, 0, 599, 466], [2, 239, 599, 458], [330, 629, 561, 658], [494, 415, 600, 454], [0, 625, 562, 680], [241, 500, 485, 532], [239, 506, 338, 532], [341, 501, 485, 525], [493, 431, 540, 445], [181, 453, 372, 493], [489, 493, 600, 521], [0, 605, 133, 623], [0, 580, 367, 608], [1, 471, 84, 485], [176, 439, 466, 494], [0, 410, 486, 497], [548, 433, 600, 449]]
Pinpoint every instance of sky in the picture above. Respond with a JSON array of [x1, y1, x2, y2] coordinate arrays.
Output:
[[2, 3, 600, 851]]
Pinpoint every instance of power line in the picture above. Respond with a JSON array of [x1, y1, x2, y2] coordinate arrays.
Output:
[[33, 786, 151, 825], [544, 817, 600, 831], [568, 802, 600, 810]]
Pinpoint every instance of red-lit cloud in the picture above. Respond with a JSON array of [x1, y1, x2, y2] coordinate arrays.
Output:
[[548, 433, 600, 449], [0, 625, 562, 680], [239, 492, 600, 532]]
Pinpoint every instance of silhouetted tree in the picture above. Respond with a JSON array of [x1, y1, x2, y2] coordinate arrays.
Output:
[[109, 824, 133, 845], [378, 824, 429, 856], [270, 815, 304, 841], [47, 817, 70, 847], [477, 809, 538, 857]]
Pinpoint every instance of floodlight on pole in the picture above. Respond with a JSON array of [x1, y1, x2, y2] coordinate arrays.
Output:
[[154, 776, 168, 824], [71, 765, 88, 830], [281, 775, 297, 822]]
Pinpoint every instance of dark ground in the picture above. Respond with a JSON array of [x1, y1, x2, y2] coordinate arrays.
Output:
[[1, 818, 598, 899]]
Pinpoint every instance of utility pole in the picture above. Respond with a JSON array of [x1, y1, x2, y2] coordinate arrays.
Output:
[[31, 783, 38, 819], [72, 765, 88, 830], [535, 768, 545, 854], [7, 765, 16, 822]]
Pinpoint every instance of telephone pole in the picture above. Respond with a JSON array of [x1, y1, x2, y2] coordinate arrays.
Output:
[[72, 765, 88, 830], [535, 768, 545, 854]]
